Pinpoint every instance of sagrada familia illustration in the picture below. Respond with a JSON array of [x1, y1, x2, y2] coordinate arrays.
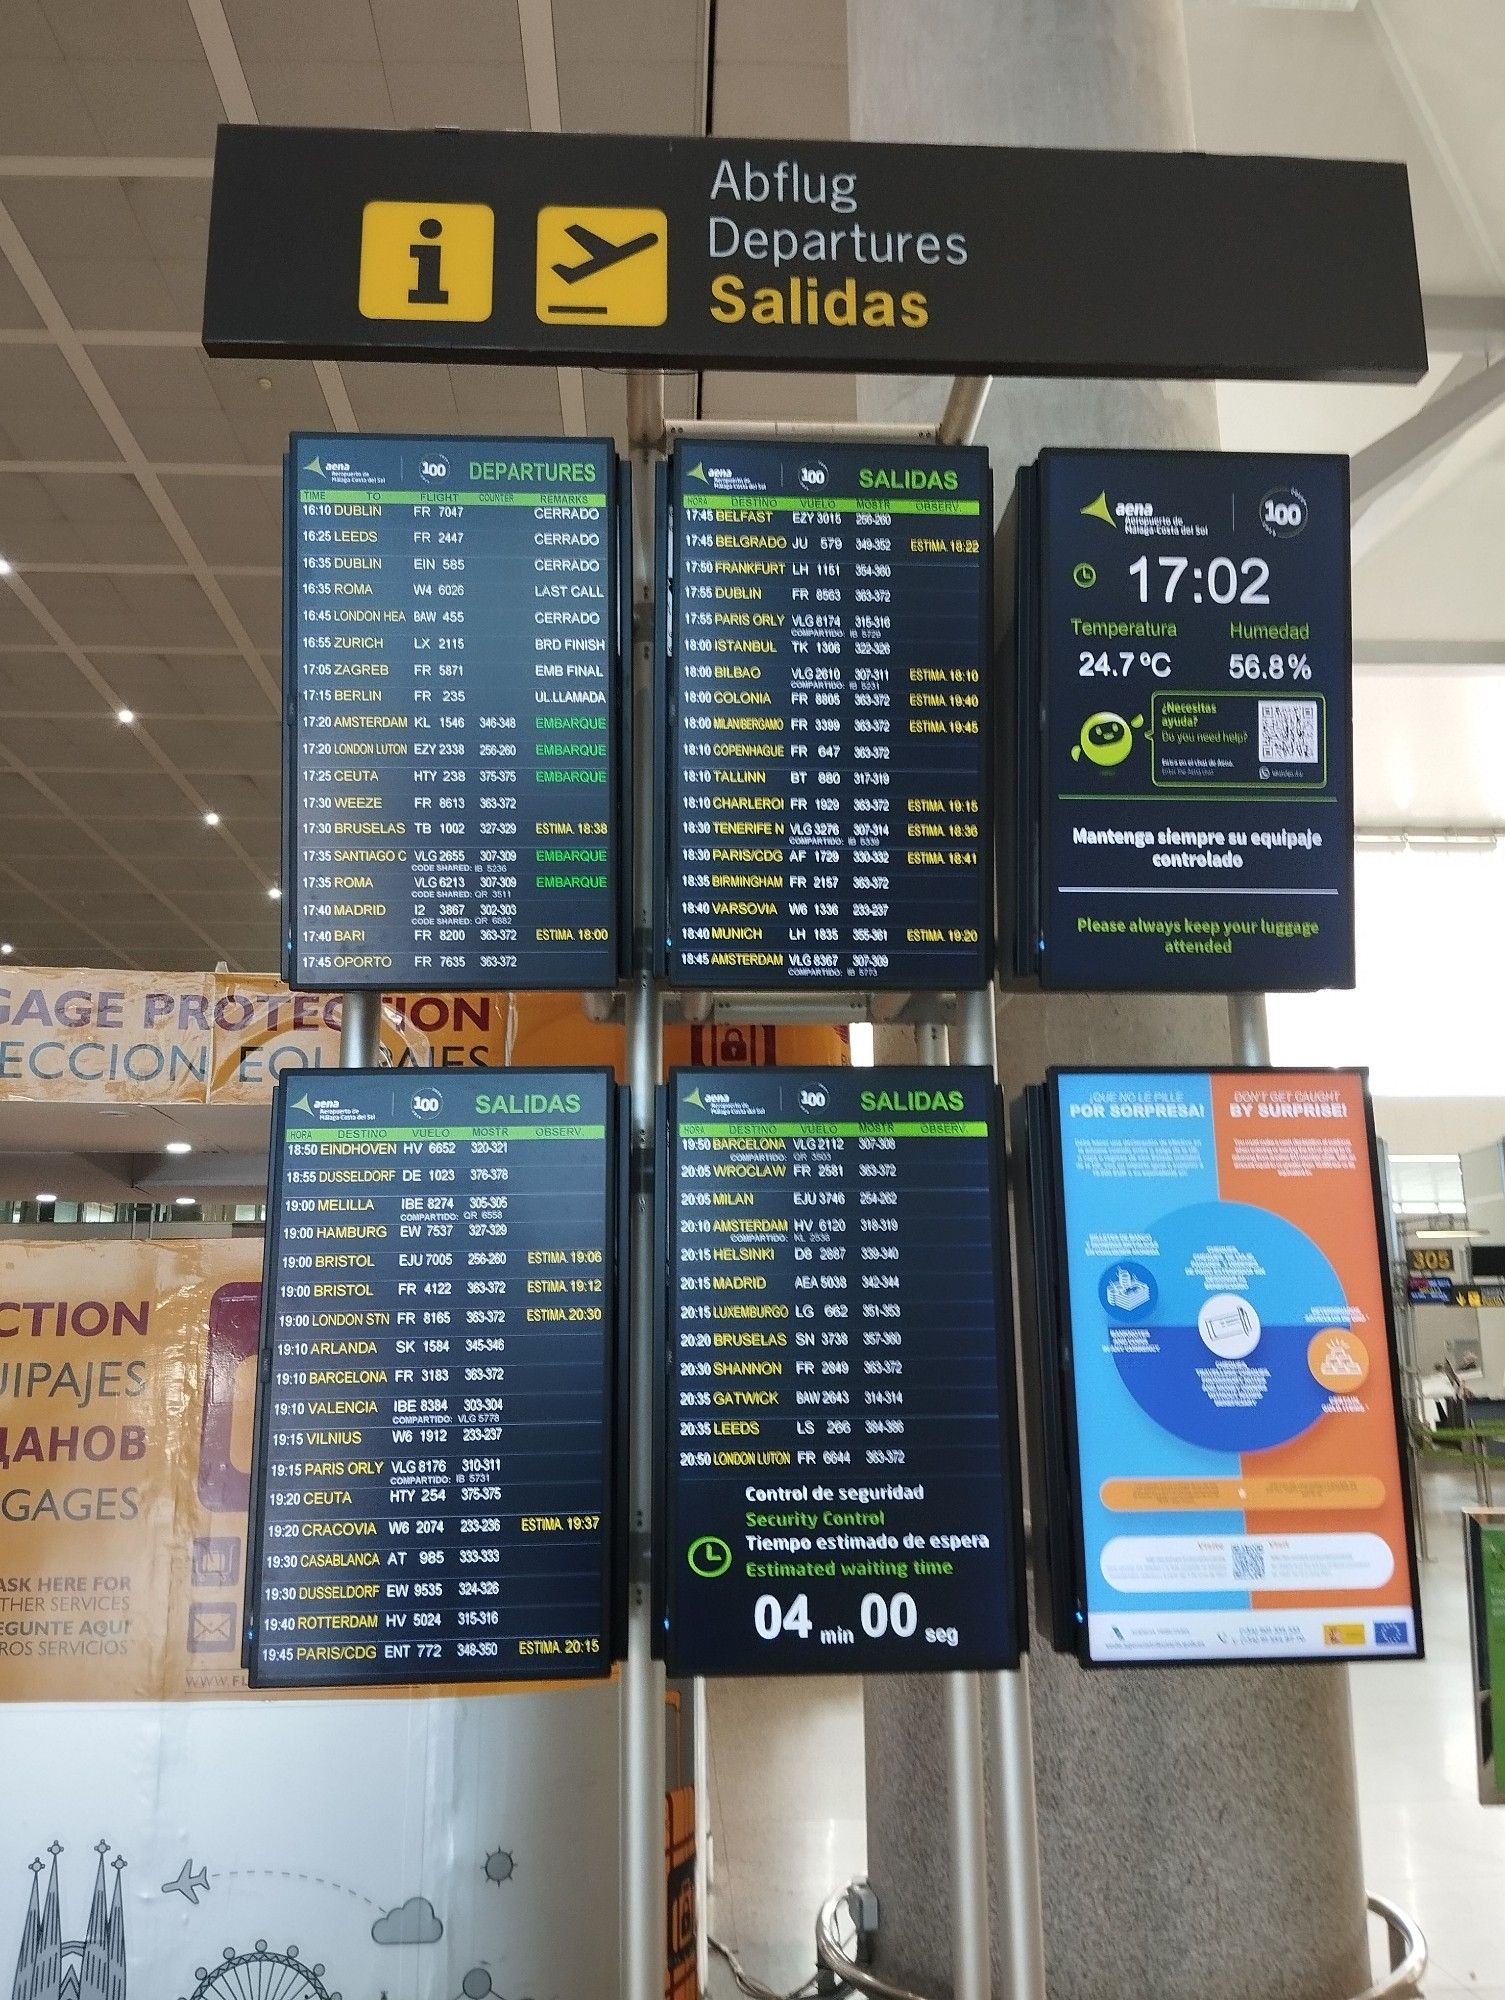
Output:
[[10, 1844, 126, 2000]]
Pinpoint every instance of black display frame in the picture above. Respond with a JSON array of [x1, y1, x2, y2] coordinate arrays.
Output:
[[1004, 447, 1356, 995], [655, 439, 997, 992], [1031, 1063, 1424, 1670], [281, 430, 630, 993], [245, 1063, 624, 1690], [655, 1063, 1028, 1678]]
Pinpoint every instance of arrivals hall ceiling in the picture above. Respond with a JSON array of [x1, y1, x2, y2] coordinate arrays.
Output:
[[0, 0, 1502, 972]]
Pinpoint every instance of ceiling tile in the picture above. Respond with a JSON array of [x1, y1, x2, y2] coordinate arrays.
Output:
[[212, 571, 280, 649], [160, 472, 282, 567], [382, 63, 530, 129], [448, 363, 563, 431], [710, 60, 847, 139], [121, 176, 212, 263], [0, 590, 49, 645], [54, 261, 189, 330], [0, 263, 43, 329], [341, 360, 464, 431], [370, 0, 522, 64], [558, 60, 700, 134], [149, 716, 280, 775], [553, 0, 701, 65], [68, 60, 224, 155], [9, 850, 147, 896], [0, 348, 122, 459], [225, 0, 381, 63], [3, 713, 165, 773], [0, 815, 101, 858], [87, 651, 272, 719], [6, 1, 65, 60], [242, 62, 395, 126], [715, 0, 842, 64], [39, 0, 205, 61], [25, 570, 226, 649], [0, 61, 102, 153], [0, 651, 99, 715], [0, 178, 154, 262]]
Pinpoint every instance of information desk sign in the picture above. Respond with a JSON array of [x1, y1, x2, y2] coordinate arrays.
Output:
[[1012, 449, 1353, 991], [247, 1066, 620, 1689], [659, 441, 993, 990], [284, 432, 623, 991], [659, 1066, 1023, 1676], [1036, 1067, 1420, 1667]]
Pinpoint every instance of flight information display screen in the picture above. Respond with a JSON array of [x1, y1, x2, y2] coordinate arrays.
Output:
[[247, 1066, 618, 1688], [660, 440, 992, 989], [284, 432, 622, 991], [1044, 1068, 1420, 1667], [660, 1066, 1021, 1676], [1016, 449, 1353, 991]]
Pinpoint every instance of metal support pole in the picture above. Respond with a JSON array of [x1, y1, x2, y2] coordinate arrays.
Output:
[[622, 368, 668, 2000], [913, 1014, 989, 2000], [1228, 992, 1271, 1066], [955, 986, 1048, 2000], [339, 989, 380, 1066], [936, 377, 993, 447]]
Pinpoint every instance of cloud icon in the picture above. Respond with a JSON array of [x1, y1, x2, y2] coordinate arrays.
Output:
[[372, 1896, 444, 1945]]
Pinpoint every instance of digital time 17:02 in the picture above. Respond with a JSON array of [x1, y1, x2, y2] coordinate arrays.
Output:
[[1128, 555, 1270, 605]]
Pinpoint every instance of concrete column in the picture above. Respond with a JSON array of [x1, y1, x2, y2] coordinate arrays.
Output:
[[850, 5, 1370, 1997]]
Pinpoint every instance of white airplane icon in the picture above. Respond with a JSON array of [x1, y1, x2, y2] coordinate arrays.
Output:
[[162, 1861, 210, 1905]]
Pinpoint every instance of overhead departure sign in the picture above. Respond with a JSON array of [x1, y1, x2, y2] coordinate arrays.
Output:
[[246, 1066, 620, 1689], [204, 127, 1425, 382], [1011, 449, 1354, 991], [284, 432, 623, 991], [659, 1066, 1023, 1676], [1031, 1067, 1421, 1668], [659, 440, 992, 990]]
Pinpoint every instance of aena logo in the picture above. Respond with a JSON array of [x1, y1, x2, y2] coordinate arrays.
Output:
[[410, 1089, 441, 1118], [798, 462, 828, 489], [421, 457, 449, 482], [799, 1086, 829, 1110]]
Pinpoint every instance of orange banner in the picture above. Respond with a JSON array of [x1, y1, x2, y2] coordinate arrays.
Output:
[[0, 968, 512, 1105], [0, 1236, 263, 1699]]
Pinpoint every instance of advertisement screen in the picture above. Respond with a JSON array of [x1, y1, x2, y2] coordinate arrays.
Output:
[[285, 433, 622, 991], [1049, 1068, 1419, 1665], [661, 440, 992, 990], [662, 1065, 1021, 1675], [1024, 449, 1353, 992], [249, 1066, 619, 1688]]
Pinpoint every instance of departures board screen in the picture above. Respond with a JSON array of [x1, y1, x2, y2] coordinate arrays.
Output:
[[660, 1066, 1022, 1676], [660, 441, 992, 989], [247, 1066, 619, 1689], [284, 433, 622, 991], [1014, 449, 1353, 992]]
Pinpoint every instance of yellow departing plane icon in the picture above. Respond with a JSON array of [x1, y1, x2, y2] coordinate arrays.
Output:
[[535, 205, 668, 326]]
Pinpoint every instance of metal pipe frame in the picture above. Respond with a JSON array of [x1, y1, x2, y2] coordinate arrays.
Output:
[[664, 416, 938, 443], [621, 368, 668, 2000], [338, 988, 380, 1066]]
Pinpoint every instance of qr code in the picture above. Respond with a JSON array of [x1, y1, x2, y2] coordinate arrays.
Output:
[[1230, 1542, 1266, 1582], [1257, 699, 1319, 764]]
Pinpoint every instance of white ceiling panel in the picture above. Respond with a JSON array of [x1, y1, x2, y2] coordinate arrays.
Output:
[[159, 473, 282, 567], [148, 715, 279, 773], [558, 63, 700, 134], [384, 65, 531, 130], [25, 570, 224, 649], [68, 59, 224, 154], [0, 650, 100, 714], [3, 713, 163, 772], [98, 652, 275, 719], [241, 63, 396, 128], [38, 0, 204, 63], [0, 61, 103, 153], [212, 571, 279, 648], [222, 0, 381, 63], [0, 591, 48, 644]]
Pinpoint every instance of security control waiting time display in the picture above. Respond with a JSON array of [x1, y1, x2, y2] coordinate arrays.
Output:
[[246, 1067, 619, 1689], [284, 433, 622, 990], [1011, 449, 1354, 991], [659, 1066, 1023, 1676], [659, 441, 992, 989]]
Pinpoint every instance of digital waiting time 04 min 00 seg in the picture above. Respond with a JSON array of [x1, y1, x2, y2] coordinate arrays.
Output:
[[1128, 554, 1271, 605]]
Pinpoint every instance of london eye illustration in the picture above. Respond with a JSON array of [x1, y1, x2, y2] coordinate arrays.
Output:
[[179, 1942, 340, 2000]]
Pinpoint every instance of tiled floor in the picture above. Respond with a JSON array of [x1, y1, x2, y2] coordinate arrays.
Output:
[[703, 1462, 1505, 1997]]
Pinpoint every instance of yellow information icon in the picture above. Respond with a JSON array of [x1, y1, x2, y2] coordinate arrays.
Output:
[[358, 200, 495, 322], [535, 205, 668, 326]]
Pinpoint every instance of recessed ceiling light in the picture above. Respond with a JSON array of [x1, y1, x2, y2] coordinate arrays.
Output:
[[36, 1193, 56, 1204], [173, 1196, 197, 1207], [0, 943, 12, 957], [267, 884, 282, 899], [257, 376, 273, 390], [116, 707, 135, 724], [165, 1140, 193, 1155], [0, 558, 12, 576], [203, 811, 221, 826]]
